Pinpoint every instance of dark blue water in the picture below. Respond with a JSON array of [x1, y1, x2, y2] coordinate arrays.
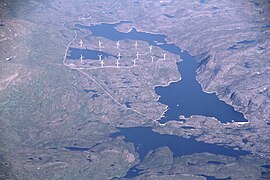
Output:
[[64, 146, 90, 151], [200, 175, 232, 180], [181, 126, 194, 130], [110, 127, 249, 162], [261, 171, 270, 178], [83, 89, 98, 93], [262, 25, 270, 29], [227, 45, 239, 50], [155, 51, 247, 123], [125, 101, 132, 108], [228, 40, 257, 50], [111, 127, 249, 178], [91, 94, 99, 99], [262, 165, 270, 169], [76, 22, 166, 45], [67, 47, 113, 60], [77, 22, 247, 124], [164, 14, 174, 18], [124, 166, 143, 178], [207, 161, 225, 165], [237, 40, 256, 44]]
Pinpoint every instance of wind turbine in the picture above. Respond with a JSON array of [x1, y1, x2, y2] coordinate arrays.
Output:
[[80, 54, 84, 65], [134, 41, 138, 49], [136, 52, 139, 60], [163, 53, 166, 60], [116, 41, 120, 49], [79, 39, 83, 47], [116, 60, 120, 68], [100, 60, 104, 67], [98, 54, 103, 61], [117, 52, 121, 61], [149, 45, 153, 53], [151, 56, 154, 63], [98, 40, 103, 50]]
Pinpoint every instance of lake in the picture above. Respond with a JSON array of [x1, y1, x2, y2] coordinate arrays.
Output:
[[111, 127, 249, 161], [110, 127, 249, 178], [76, 21, 248, 124]]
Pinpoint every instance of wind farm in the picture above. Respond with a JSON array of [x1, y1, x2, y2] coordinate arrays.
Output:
[[65, 37, 176, 70]]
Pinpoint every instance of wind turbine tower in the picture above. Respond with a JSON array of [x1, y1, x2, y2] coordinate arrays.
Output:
[[98, 54, 103, 61], [117, 53, 121, 61], [80, 54, 84, 65], [79, 39, 83, 47], [101, 60, 104, 68], [149, 45, 153, 53], [98, 40, 103, 50], [136, 52, 139, 60], [134, 41, 138, 49], [163, 53, 166, 60], [116, 41, 120, 49], [151, 56, 154, 63]]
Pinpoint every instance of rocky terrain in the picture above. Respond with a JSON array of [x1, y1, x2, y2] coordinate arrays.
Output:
[[0, 0, 269, 179]]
